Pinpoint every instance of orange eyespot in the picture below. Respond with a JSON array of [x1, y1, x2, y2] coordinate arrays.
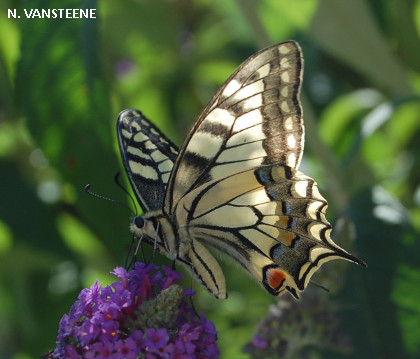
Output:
[[266, 268, 286, 290]]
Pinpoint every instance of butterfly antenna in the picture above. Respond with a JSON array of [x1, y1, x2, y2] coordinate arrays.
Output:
[[84, 184, 135, 216], [114, 172, 138, 216]]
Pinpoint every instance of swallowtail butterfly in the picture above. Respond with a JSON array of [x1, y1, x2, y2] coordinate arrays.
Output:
[[117, 41, 366, 300]]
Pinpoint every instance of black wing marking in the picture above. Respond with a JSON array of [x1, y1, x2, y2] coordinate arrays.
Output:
[[117, 109, 179, 212]]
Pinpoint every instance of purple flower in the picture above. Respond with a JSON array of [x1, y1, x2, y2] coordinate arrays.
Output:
[[143, 328, 170, 349], [51, 263, 219, 358], [92, 342, 114, 357], [251, 334, 268, 349], [114, 337, 137, 359]]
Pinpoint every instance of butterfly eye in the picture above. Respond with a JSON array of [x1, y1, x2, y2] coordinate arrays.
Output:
[[133, 216, 145, 229]]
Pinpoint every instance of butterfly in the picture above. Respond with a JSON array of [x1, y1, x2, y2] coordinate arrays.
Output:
[[117, 40, 366, 300]]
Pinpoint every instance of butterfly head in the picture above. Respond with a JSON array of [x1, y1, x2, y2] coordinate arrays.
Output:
[[131, 216, 145, 232], [130, 214, 177, 260]]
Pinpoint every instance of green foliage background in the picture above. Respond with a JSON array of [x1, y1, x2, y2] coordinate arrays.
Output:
[[1, 0, 420, 358]]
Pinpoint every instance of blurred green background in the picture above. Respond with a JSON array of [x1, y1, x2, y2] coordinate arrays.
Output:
[[1, 0, 420, 358]]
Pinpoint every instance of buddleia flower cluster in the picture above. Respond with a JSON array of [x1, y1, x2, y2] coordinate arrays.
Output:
[[48, 263, 219, 358]]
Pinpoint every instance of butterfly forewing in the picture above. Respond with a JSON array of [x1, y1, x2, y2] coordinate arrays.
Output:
[[117, 109, 179, 212], [165, 41, 304, 212]]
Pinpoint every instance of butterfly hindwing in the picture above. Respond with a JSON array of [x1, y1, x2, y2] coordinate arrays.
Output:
[[117, 109, 179, 212]]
